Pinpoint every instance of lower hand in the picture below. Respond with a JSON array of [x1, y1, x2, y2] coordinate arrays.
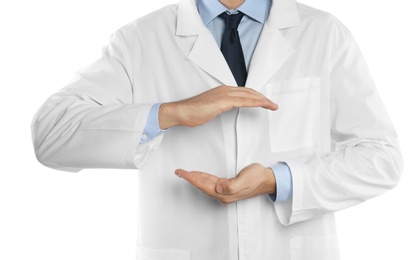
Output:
[[175, 163, 276, 204]]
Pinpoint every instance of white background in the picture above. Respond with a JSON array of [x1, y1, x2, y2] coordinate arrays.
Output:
[[0, 0, 418, 259]]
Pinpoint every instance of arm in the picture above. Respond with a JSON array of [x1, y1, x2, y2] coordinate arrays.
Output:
[[32, 31, 278, 172], [273, 33, 403, 226], [31, 30, 153, 172]]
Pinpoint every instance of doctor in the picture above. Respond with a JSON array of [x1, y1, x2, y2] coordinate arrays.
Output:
[[32, 0, 403, 259]]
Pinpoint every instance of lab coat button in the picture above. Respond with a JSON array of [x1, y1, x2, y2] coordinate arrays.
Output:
[[142, 134, 148, 141]]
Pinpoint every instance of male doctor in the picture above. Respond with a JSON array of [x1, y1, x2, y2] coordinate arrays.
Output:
[[32, 0, 403, 259]]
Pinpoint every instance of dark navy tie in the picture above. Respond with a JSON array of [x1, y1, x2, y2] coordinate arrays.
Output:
[[219, 12, 247, 87]]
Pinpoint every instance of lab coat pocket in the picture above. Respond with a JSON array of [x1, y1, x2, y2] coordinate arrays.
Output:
[[290, 236, 339, 260], [266, 78, 320, 153], [137, 246, 191, 260]]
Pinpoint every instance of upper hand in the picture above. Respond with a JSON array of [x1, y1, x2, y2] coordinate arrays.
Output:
[[175, 163, 276, 204], [159, 86, 278, 129]]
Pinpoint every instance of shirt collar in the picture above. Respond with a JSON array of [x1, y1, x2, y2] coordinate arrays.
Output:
[[197, 0, 271, 25]]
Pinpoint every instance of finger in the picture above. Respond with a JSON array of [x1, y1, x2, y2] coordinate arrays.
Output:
[[227, 87, 268, 100], [260, 98, 279, 111], [175, 169, 207, 182], [225, 89, 278, 111], [190, 171, 220, 183], [234, 97, 278, 111], [177, 170, 220, 184], [175, 169, 218, 194]]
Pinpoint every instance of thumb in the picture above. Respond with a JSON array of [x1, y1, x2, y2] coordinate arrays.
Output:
[[216, 178, 240, 195], [216, 183, 225, 194]]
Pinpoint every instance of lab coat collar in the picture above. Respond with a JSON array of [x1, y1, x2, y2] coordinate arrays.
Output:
[[177, 0, 301, 36], [197, 0, 271, 25], [176, 0, 238, 86], [176, 0, 202, 36], [176, 0, 300, 88], [266, 0, 301, 29]]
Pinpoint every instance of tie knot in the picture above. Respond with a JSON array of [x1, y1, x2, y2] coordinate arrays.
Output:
[[218, 12, 245, 30]]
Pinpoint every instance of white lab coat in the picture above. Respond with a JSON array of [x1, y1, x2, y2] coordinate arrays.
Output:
[[32, 0, 403, 259]]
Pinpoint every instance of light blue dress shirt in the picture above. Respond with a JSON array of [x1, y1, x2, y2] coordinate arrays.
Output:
[[141, 0, 292, 202]]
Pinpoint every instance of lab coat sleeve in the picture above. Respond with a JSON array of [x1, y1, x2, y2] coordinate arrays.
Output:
[[273, 33, 403, 226], [31, 30, 163, 172]]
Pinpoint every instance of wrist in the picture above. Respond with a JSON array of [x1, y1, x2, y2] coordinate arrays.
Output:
[[159, 102, 181, 129], [264, 167, 277, 194]]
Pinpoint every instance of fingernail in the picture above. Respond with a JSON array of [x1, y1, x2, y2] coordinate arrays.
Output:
[[175, 171, 182, 178], [216, 184, 224, 193]]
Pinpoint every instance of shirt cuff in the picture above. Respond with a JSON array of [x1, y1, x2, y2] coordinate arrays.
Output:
[[140, 103, 166, 143], [269, 162, 293, 203]]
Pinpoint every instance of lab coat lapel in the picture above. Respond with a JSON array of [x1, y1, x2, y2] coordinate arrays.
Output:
[[176, 0, 237, 87], [245, 25, 294, 91], [246, 0, 301, 91], [188, 32, 237, 86]]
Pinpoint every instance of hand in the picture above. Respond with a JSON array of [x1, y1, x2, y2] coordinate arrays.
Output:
[[159, 86, 278, 129], [175, 163, 276, 204]]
